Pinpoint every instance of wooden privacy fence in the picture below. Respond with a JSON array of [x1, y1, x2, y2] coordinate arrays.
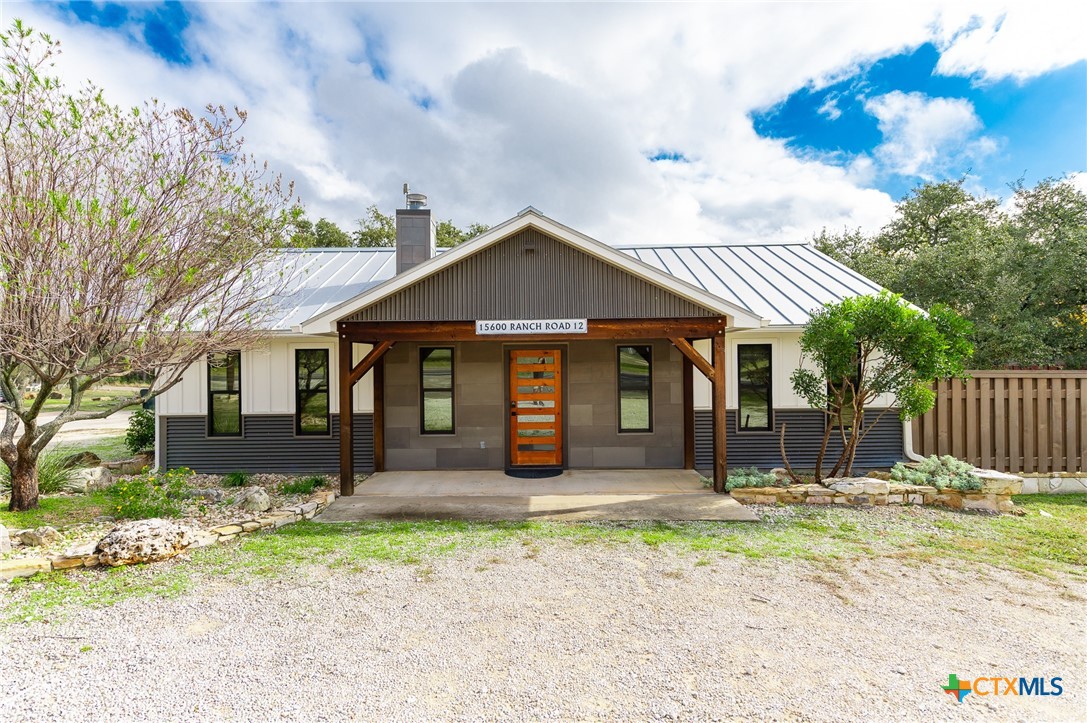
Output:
[[910, 371, 1085, 473]]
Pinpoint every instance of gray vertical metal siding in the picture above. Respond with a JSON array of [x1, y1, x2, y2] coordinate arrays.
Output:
[[163, 414, 374, 474], [694, 409, 904, 473], [349, 229, 717, 321]]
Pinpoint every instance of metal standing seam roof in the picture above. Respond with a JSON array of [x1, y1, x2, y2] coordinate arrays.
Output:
[[267, 248, 395, 331], [616, 243, 885, 327], [266, 241, 885, 331]]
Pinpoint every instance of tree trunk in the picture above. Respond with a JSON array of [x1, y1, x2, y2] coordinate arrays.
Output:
[[6, 450, 41, 512], [813, 419, 834, 483]]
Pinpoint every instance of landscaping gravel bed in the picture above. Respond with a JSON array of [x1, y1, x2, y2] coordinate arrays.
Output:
[[1, 542, 1083, 721]]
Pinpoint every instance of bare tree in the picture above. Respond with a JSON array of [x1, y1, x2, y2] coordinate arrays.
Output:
[[0, 21, 295, 510]]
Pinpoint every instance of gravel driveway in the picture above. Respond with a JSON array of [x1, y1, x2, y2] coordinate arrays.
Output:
[[2, 543, 1083, 721]]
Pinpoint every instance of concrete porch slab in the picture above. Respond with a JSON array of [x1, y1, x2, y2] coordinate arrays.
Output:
[[315, 469, 758, 522]]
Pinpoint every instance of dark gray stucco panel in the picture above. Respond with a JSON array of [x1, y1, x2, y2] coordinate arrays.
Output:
[[348, 229, 718, 322], [695, 409, 904, 473], [163, 414, 374, 474]]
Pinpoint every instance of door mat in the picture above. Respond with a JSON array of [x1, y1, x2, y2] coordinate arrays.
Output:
[[504, 467, 563, 479]]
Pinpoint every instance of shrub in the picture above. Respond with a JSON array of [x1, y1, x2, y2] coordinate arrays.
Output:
[[0, 451, 76, 494], [724, 467, 781, 492], [106, 467, 192, 519], [124, 408, 156, 454], [890, 455, 981, 491], [281, 475, 328, 496], [221, 471, 251, 488]]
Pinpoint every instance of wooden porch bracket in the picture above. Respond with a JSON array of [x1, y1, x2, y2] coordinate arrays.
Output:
[[347, 340, 395, 387], [669, 337, 714, 380], [339, 339, 395, 497]]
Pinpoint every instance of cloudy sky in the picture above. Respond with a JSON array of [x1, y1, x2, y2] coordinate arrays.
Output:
[[4, 1, 1086, 245]]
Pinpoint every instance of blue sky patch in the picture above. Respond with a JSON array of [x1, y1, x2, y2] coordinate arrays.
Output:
[[752, 43, 1087, 198], [59, 0, 191, 65], [647, 150, 690, 163]]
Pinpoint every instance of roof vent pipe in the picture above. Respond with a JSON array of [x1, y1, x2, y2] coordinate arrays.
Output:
[[403, 182, 428, 210]]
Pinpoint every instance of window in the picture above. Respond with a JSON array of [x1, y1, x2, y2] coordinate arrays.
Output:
[[617, 345, 652, 432], [295, 349, 330, 435], [737, 344, 772, 431], [420, 347, 454, 434], [208, 351, 241, 436]]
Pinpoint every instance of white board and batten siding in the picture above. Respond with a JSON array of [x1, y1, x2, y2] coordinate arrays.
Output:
[[691, 330, 896, 411], [156, 338, 375, 416]]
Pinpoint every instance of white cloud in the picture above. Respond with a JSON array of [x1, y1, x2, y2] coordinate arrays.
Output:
[[817, 95, 843, 121], [934, 2, 1087, 82], [1, 1, 1079, 246], [864, 91, 996, 178]]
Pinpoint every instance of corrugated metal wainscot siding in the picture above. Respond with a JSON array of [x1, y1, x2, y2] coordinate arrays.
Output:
[[695, 409, 904, 473], [163, 415, 374, 474], [349, 229, 717, 321]]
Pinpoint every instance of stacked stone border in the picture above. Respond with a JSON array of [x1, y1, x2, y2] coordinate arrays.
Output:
[[1018, 473, 1087, 495], [730, 472, 1023, 515], [1, 489, 338, 581]]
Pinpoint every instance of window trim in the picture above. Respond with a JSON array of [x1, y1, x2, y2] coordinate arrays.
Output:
[[207, 350, 242, 438], [294, 348, 331, 437], [616, 344, 653, 434], [736, 343, 773, 433], [419, 346, 455, 435]]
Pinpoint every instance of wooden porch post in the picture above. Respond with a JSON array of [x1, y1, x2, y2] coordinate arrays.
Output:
[[338, 335, 355, 497], [373, 356, 385, 473], [682, 353, 694, 470], [712, 333, 727, 494]]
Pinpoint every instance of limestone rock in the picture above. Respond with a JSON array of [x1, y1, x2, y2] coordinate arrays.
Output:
[[975, 469, 1023, 495], [18, 526, 60, 547], [95, 519, 198, 567], [103, 452, 155, 476], [69, 467, 113, 493], [182, 488, 225, 503], [61, 451, 102, 469], [233, 486, 272, 512], [827, 477, 889, 495], [864, 470, 892, 481], [0, 524, 10, 554]]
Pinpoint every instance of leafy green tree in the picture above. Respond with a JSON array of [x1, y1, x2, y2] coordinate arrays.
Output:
[[354, 204, 396, 247], [0, 22, 293, 510], [788, 292, 973, 482], [436, 219, 489, 247], [816, 177, 1086, 368], [290, 214, 352, 248]]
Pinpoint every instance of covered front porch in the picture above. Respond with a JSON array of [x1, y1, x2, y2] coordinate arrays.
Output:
[[317, 469, 758, 522]]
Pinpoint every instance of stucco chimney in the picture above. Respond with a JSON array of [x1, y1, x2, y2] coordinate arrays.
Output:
[[395, 185, 436, 275]]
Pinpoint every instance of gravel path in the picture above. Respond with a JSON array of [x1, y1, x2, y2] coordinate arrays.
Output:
[[2, 543, 1083, 721]]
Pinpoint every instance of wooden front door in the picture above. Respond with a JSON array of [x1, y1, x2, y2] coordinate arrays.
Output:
[[508, 349, 563, 466]]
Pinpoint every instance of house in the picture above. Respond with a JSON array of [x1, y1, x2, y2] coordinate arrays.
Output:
[[154, 199, 906, 495]]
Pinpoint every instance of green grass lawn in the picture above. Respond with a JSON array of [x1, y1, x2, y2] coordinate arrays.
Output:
[[48, 433, 130, 462], [39, 387, 142, 414], [2, 494, 1082, 623]]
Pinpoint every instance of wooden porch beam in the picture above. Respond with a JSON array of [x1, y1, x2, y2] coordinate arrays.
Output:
[[669, 337, 714, 380], [338, 317, 727, 343]]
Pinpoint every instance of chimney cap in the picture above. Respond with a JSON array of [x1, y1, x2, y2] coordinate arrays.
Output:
[[405, 192, 428, 210]]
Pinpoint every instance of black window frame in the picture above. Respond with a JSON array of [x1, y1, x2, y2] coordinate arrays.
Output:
[[294, 348, 331, 437], [617, 344, 653, 433], [736, 343, 773, 432], [419, 346, 455, 435], [207, 350, 242, 437]]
